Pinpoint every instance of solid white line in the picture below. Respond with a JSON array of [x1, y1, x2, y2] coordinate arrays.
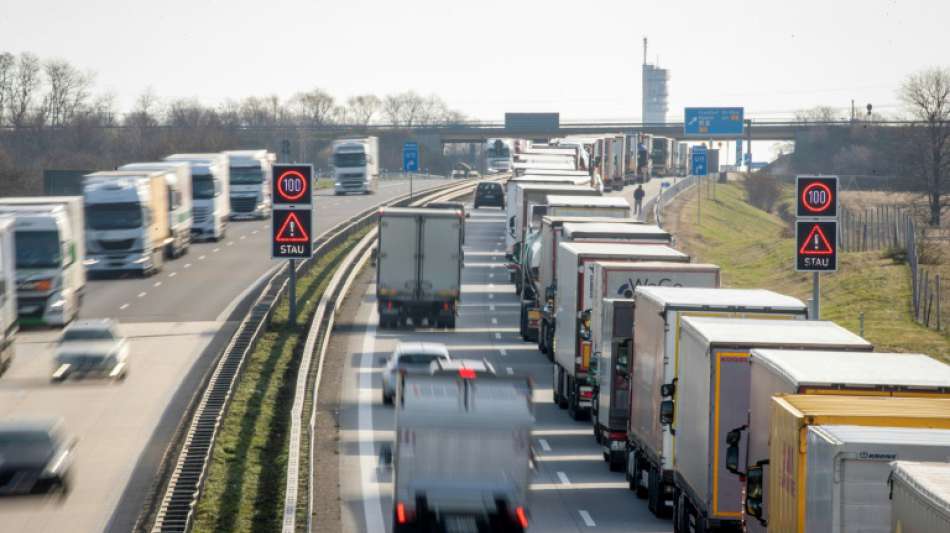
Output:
[[119, 303, 130, 311], [557, 471, 571, 485], [137, 292, 146, 298], [153, 281, 162, 288], [579, 510, 596, 527], [539, 439, 551, 452], [358, 307, 386, 533], [168, 272, 177, 278], [506, 367, 513, 375]]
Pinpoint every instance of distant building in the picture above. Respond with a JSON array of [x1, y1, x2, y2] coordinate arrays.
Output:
[[641, 37, 669, 124]]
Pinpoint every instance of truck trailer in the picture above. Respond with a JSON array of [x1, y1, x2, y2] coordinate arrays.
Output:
[[118, 161, 193, 258], [165, 153, 230, 241], [377, 207, 462, 329], [672, 318, 872, 531], [0, 218, 17, 374], [223, 149, 275, 219], [552, 242, 689, 420], [739, 350, 950, 533], [505, 183, 599, 260], [83, 171, 171, 276], [890, 461, 950, 533], [393, 371, 534, 532], [0, 198, 86, 326], [333, 137, 379, 194]]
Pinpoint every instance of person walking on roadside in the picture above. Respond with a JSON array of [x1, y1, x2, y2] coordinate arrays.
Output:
[[633, 184, 645, 215]]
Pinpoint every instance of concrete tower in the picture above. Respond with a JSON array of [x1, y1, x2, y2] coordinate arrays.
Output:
[[641, 37, 669, 124]]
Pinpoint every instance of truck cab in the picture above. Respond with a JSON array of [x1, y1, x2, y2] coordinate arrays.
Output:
[[0, 217, 17, 374], [165, 153, 230, 241], [223, 149, 275, 220], [333, 137, 378, 195], [118, 161, 193, 258]]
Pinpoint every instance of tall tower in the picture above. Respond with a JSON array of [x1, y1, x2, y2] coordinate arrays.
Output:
[[641, 37, 669, 124]]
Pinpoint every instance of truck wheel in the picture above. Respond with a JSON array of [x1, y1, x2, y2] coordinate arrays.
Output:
[[648, 463, 660, 515], [635, 454, 648, 499], [608, 451, 625, 472]]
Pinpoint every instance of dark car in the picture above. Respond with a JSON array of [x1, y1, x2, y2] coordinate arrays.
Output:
[[474, 182, 504, 209], [0, 419, 75, 496]]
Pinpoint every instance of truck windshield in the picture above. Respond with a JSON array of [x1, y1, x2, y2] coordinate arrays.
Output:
[[334, 153, 366, 167], [193, 175, 216, 199], [15, 230, 61, 269], [230, 167, 264, 185], [86, 203, 143, 230]]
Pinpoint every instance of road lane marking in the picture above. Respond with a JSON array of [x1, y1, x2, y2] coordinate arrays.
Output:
[[489, 272, 494, 279], [491, 318, 498, 325], [213, 248, 220, 253], [499, 348, 507, 356], [119, 303, 130, 310], [198, 255, 206, 260], [488, 294, 494, 300], [557, 471, 571, 485], [579, 510, 596, 527], [227, 241, 234, 246], [494, 333, 502, 340], [252, 230, 259, 234], [184, 263, 192, 268], [358, 307, 386, 532], [506, 367, 513, 375], [168, 272, 177, 277], [489, 304, 495, 311], [539, 439, 551, 452], [240, 235, 247, 240], [153, 281, 162, 288], [137, 292, 146, 298]]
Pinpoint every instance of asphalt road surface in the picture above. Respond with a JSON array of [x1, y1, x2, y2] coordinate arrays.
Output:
[[332, 180, 674, 532], [0, 177, 453, 533]]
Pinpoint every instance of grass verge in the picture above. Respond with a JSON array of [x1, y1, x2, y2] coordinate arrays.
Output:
[[192, 227, 369, 533], [665, 182, 949, 362]]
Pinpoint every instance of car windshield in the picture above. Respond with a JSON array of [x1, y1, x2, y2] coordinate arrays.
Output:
[[86, 202, 143, 230], [15, 230, 61, 269], [397, 353, 444, 366], [193, 175, 216, 199], [230, 167, 264, 185], [63, 328, 114, 341], [0, 430, 54, 462], [334, 153, 366, 167]]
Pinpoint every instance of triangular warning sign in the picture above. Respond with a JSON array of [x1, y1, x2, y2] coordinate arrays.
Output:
[[799, 224, 834, 255], [275, 212, 309, 243]]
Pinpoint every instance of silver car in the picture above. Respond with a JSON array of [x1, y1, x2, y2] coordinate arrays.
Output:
[[52, 319, 129, 383], [381, 342, 450, 405]]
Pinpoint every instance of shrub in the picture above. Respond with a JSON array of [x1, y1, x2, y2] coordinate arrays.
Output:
[[743, 173, 782, 213]]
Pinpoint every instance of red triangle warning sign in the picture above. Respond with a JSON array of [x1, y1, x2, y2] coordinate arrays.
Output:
[[799, 224, 834, 255], [275, 211, 310, 243]]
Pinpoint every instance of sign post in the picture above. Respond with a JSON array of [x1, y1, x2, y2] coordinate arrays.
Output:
[[691, 146, 708, 224], [403, 142, 419, 202], [795, 175, 839, 319], [272, 164, 314, 325]]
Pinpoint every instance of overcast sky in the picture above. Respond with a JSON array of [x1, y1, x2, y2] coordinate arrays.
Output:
[[2, 0, 947, 122]]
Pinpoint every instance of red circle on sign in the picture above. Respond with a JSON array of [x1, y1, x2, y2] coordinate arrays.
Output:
[[801, 182, 832, 213], [277, 170, 308, 201]]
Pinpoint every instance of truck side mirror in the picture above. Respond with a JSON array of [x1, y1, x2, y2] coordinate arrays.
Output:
[[659, 400, 674, 426], [745, 462, 768, 526], [660, 379, 676, 398], [725, 432, 741, 476]]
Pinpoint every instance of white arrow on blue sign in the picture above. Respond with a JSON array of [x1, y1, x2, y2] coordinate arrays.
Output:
[[403, 142, 419, 172]]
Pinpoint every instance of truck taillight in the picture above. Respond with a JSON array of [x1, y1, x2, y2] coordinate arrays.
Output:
[[459, 368, 476, 380], [386, 301, 393, 311], [396, 502, 407, 524], [515, 506, 529, 528]]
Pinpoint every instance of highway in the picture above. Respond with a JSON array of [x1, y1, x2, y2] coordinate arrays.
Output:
[[329, 179, 674, 532], [0, 177, 452, 533]]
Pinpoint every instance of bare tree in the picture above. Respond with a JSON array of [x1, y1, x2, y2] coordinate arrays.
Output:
[[900, 67, 950, 226], [0, 52, 15, 126], [346, 94, 381, 125], [289, 88, 335, 126], [42, 59, 92, 126], [794, 105, 840, 123], [382, 93, 405, 125], [9, 52, 42, 128]]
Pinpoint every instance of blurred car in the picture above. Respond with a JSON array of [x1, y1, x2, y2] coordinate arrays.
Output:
[[429, 358, 496, 378], [381, 342, 451, 405], [0, 419, 75, 496], [52, 319, 129, 383], [474, 181, 504, 209]]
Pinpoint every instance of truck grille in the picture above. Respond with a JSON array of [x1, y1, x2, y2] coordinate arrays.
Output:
[[230, 196, 257, 213], [17, 296, 46, 318], [98, 239, 134, 251], [193, 207, 210, 223], [340, 173, 365, 189]]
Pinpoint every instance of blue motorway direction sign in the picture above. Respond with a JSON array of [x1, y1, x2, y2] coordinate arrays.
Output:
[[403, 142, 419, 172], [691, 146, 708, 176], [684, 107, 745, 137]]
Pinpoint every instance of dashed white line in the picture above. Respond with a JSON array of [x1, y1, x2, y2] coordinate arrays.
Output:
[[184, 263, 192, 269], [579, 510, 596, 527], [488, 294, 494, 300], [499, 348, 507, 356], [199, 255, 206, 260], [251, 230, 259, 234], [153, 281, 162, 288], [489, 272, 494, 279], [137, 292, 147, 298], [557, 471, 571, 485], [227, 241, 234, 246], [240, 235, 247, 240], [506, 367, 513, 375], [489, 304, 496, 311], [491, 317, 498, 325], [212, 248, 220, 253], [494, 333, 502, 340], [119, 303, 130, 311], [168, 272, 177, 277], [539, 439, 552, 452]]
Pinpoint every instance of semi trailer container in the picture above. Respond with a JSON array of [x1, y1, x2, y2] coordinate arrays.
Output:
[[889, 461, 950, 533], [118, 161, 193, 257], [505, 183, 598, 259], [164, 153, 230, 241], [223, 149, 275, 219], [0, 218, 17, 374]]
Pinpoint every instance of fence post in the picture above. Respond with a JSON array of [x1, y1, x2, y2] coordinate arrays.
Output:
[[937, 275, 942, 332], [859, 311, 865, 337]]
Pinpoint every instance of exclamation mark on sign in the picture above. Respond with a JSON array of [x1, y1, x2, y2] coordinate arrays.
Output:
[[289, 221, 296, 237], [813, 234, 819, 250]]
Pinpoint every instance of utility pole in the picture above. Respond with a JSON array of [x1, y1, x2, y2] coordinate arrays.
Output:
[[744, 119, 752, 177]]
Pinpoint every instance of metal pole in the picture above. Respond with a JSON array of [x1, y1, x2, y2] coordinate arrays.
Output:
[[812, 272, 820, 320], [697, 175, 702, 225], [410, 171, 414, 203], [859, 311, 864, 337], [288, 258, 297, 325], [745, 120, 752, 176]]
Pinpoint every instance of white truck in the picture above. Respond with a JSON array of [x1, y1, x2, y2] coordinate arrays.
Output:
[[0, 197, 86, 326], [626, 287, 809, 519], [164, 153, 230, 241], [333, 136, 378, 194], [83, 171, 171, 276], [393, 371, 534, 533], [223, 149, 275, 219], [118, 161, 192, 258], [738, 349, 950, 533], [588, 262, 720, 469], [890, 461, 950, 533], [672, 317, 871, 531], [485, 138, 514, 174], [377, 207, 462, 329], [0, 218, 17, 374], [505, 183, 599, 259], [552, 242, 689, 420]]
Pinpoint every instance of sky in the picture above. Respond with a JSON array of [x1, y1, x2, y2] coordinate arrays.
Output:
[[1, 0, 948, 122]]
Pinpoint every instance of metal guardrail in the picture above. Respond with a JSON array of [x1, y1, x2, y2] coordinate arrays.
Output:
[[646, 175, 698, 229], [146, 178, 475, 533]]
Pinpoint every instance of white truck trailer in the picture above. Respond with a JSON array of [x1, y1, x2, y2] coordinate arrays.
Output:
[[118, 161, 193, 258], [332, 136, 379, 194], [164, 153, 230, 241], [626, 288, 809, 518], [393, 372, 534, 533], [377, 207, 463, 329], [0, 198, 85, 326], [223, 149, 275, 219], [505, 183, 598, 259], [738, 350, 950, 533], [672, 317, 872, 531], [890, 461, 950, 533], [0, 218, 17, 374], [587, 262, 720, 469], [83, 171, 171, 276], [552, 242, 689, 420]]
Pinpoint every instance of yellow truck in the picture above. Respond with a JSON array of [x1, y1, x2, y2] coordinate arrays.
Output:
[[752, 395, 950, 533]]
